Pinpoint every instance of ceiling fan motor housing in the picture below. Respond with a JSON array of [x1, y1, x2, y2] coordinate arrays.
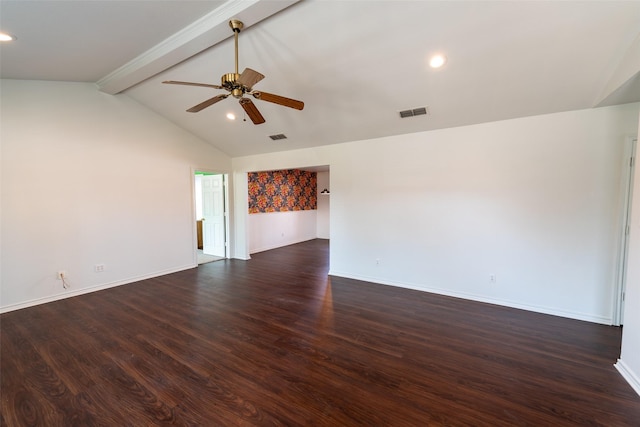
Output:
[[221, 73, 247, 98]]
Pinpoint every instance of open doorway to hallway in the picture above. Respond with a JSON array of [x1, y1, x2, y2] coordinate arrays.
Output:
[[194, 171, 229, 265]]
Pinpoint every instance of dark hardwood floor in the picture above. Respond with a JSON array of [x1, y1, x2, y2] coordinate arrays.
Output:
[[2, 239, 639, 426]]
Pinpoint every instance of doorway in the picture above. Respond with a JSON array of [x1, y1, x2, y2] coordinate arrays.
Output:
[[244, 166, 330, 256], [195, 171, 229, 265]]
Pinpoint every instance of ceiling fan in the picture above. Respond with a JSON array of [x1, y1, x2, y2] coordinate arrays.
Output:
[[163, 19, 304, 125]]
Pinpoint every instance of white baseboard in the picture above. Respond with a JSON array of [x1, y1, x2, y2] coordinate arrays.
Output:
[[327, 270, 612, 325], [615, 360, 640, 397], [0, 263, 196, 314]]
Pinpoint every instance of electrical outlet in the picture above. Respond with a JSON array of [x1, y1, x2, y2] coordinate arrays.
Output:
[[376, 258, 380, 266], [95, 264, 105, 273], [56, 271, 66, 280], [490, 274, 496, 283]]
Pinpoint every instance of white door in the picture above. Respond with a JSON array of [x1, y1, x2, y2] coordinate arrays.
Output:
[[202, 174, 226, 257]]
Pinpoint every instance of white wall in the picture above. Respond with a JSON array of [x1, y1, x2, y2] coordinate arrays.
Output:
[[248, 210, 318, 254], [617, 115, 640, 396], [317, 171, 330, 239], [233, 103, 640, 324], [0, 80, 231, 312]]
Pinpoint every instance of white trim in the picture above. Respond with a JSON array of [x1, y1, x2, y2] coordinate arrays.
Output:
[[615, 359, 640, 397], [0, 264, 196, 314], [224, 173, 231, 259], [613, 136, 638, 325], [328, 270, 612, 325], [191, 168, 199, 266], [96, 0, 300, 94]]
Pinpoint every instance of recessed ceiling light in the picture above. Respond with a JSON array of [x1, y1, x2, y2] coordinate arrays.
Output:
[[429, 54, 447, 68], [226, 113, 236, 120], [0, 32, 16, 42]]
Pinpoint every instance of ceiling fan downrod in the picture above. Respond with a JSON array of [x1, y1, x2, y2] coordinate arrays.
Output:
[[227, 19, 245, 98], [230, 20, 243, 76]]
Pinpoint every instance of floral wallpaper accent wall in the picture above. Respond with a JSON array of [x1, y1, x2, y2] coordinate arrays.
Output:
[[248, 169, 317, 213]]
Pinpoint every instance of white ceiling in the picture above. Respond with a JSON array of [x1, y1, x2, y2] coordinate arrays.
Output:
[[0, 1, 227, 81], [2, 0, 640, 158]]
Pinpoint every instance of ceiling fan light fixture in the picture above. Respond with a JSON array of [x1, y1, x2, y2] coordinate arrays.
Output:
[[429, 54, 447, 68], [226, 112, 236, 120]]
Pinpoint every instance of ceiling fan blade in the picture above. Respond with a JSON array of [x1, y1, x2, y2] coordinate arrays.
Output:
[[163, 80, 223, 89], [187, 94, 229, 113], [237, 68, 265, 89], [239, 98, 265, 124], [252, 91, 304, 110]]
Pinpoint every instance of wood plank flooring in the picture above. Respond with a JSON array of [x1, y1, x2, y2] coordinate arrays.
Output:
[[2, 239, 639, 426]]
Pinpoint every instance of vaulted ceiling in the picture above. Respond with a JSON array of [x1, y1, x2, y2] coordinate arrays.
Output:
[[2, 0, 639, 157]]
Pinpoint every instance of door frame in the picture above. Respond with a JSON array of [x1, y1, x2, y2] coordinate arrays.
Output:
[[192, 168, 230, 263], [613, 137, 637, 326]]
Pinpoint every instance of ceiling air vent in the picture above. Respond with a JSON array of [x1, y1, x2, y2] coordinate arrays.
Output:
[[399, 106, 429, 118], [269, 134, 287, 141]]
